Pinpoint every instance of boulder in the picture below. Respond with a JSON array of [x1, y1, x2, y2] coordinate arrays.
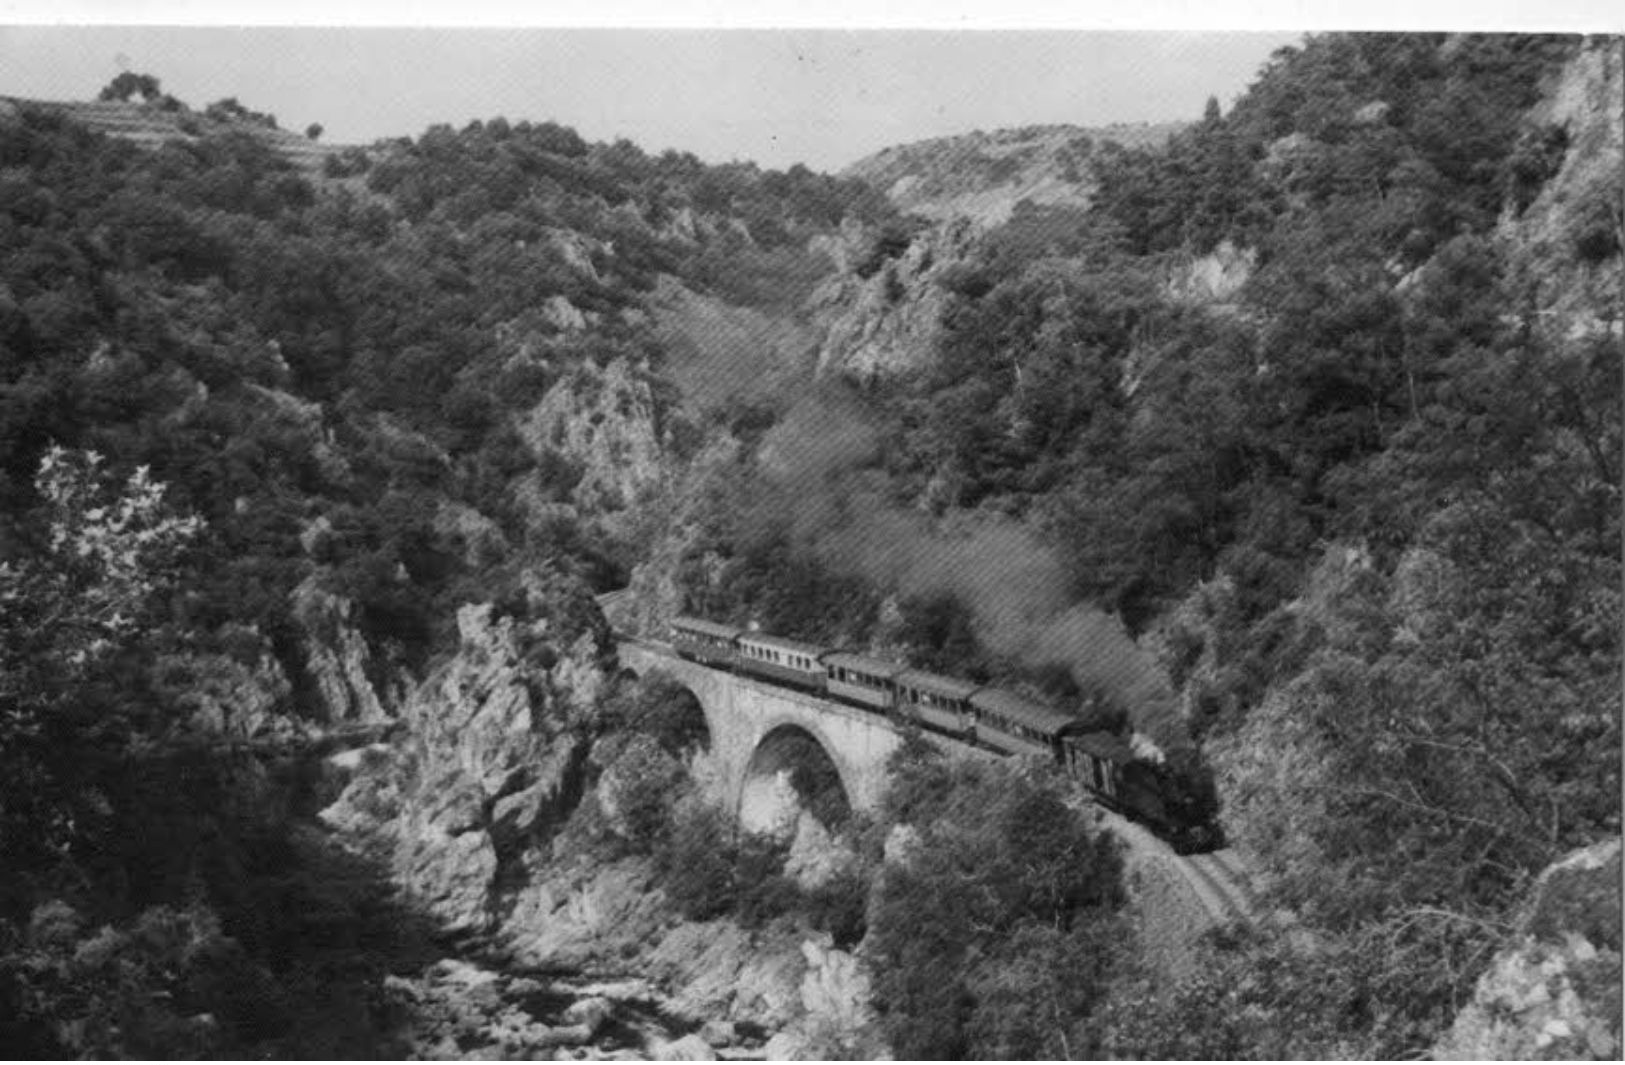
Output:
[[760, 1031, 805, 1060], [562, 996, 613, 1039], [1433, 933, 1620, 1060]]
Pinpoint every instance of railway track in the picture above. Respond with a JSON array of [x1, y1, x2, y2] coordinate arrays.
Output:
[[1178, 847, 1267, 926]]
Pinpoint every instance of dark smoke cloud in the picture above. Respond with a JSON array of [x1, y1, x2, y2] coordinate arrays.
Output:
[[749, 383, 1186, 753]]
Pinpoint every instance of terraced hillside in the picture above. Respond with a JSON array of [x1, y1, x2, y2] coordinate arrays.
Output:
[[0, 96, 350, 171]]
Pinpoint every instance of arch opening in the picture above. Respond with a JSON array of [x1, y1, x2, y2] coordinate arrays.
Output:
[[739, 724, 853, 838], [607, 669, 711, 758]]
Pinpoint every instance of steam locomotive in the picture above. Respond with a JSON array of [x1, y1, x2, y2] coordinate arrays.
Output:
[[669, 615, 1223, 853]]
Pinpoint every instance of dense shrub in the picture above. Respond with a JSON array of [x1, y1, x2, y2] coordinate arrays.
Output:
[[868, 747, 1127, 1058]]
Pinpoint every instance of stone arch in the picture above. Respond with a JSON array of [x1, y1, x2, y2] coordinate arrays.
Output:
[[632, 669, 714, 757], [738, 722, 855, 836], [605, 651, 715, 751]]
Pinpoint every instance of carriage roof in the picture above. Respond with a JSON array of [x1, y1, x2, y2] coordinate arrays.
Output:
[[822, 650, 907, 677], [968, 688, 1077, 735], [894, 669, 980, 700], [735, 630, 828, 657]]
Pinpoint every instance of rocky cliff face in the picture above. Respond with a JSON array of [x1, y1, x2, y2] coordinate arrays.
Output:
[[291, 577, 398, 725], [1498, 36, 1623, 346], [516, 356, 668, 547], [1433, 838, 1622, 1060], [808, 216, 980, 384], [319, 572, 611, 930], [311, 571, 886, 1057]]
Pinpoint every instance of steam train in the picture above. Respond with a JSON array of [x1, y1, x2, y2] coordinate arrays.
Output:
[[669, 615, 1223, 853]]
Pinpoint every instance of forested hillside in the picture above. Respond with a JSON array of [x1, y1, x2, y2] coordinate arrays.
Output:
[[0, 31, 1619, 1060], [635, 31, 1621, 1057], [0, 82, 900, 1055]]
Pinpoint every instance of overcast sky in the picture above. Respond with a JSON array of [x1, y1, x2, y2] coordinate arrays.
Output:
[[1, 3, 1616, 173]]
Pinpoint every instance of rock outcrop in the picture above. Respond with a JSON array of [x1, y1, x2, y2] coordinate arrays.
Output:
[[516, 356, 666, 543], [383, 958, 645, 1059], [1433, 838, 1622, 1060], [291, 577, 395, 725], [759, 935, 884, 1060], [809, 218, 979, 384], [320, 576, 610, 931]]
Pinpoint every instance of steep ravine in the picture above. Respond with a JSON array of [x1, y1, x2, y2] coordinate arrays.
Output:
[[309, 578, 879, 1059], [296, 40, 1625, 1051]]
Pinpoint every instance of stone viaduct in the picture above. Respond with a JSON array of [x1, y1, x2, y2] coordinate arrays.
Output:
[[614, 636, 922, 820], [610, 628, 1266, 937]]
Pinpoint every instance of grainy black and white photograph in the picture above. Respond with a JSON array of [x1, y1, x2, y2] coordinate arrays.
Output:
[[0, 2, 1620, 1059]]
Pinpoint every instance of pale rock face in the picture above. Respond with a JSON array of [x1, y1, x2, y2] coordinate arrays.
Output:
[[320, 584, 605, 932], [1433, 838, 1622, 1061], [648, 921, 806, 1031], [1159, 239, 1255, 308], [541, 293, 589, 332], [1495, 38, 1623, 345], [501, 858, 668, 970], [617, 435, 742, 640], [394, 813, 499, 933], [518, 356, 665, 539], [290, 577, 393, 724], [756, 936, 884, 1059], [1434, 934, 1621, 1060], [798, 935, 873, 1031], [809, 218, 981, 384]]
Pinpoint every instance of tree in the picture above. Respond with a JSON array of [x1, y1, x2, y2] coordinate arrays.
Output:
[[868, 759, 1126, 1058], [0, 448, 202, 861], [97, 72, 162, 103], [304, 123, 323, 142]]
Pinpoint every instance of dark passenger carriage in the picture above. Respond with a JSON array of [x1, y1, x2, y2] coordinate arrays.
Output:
[[968, 688, 1079, 759], [671, 616, 742, 668], [893, 669, 978, 739], [822, 650, 905, 714], [734, 630, 829, 692]]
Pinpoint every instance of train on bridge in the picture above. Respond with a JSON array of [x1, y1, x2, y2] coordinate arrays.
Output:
[[669, 614, 1224, 853]]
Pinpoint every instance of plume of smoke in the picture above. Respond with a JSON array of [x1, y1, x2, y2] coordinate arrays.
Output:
[[748, 383, 1187, 751]]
